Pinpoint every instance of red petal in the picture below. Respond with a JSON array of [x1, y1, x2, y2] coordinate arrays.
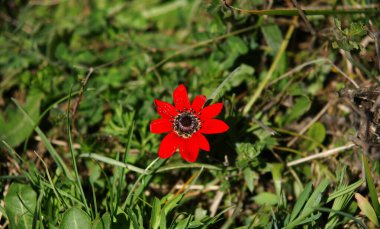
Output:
[[179, 137, 200, 162], [194, 132, 210, 151], [155, 99, 178, 119], [173, 84, 190, 111], [150, 119, 173, 134], [158, 132, 180, 159], [199, 103, 223, 120], [192, 95, 206, 112], [200, 119, 229, 134]]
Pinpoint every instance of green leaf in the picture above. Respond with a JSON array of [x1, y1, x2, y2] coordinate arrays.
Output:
[[346, 22, 366, 38], [150, 197, 161, 229], [253, 192, 278, 206], [175, 214, 192, 228], [327, 179, 364, 203], [355, 193, 379, 226], [286, 180, 329, 228], [334, 18, 342, 30], [303, 122, 326, 151], [126, 208, 141, 229], [300, 179, 329, 216], [244, 168, 256, 193], [208, 65, 254, 103], [162, 193, 184, 215], [362, 155, 380, 218], [236, 142, 263, 160], [281, 96, 311, 125], [271, 163, 283, 197], [332, 19, 366, 51], [5, 183, 37, 229], [160, 211, 167, 229], [290, 182, 312, 221], [60, 207, 92, 229], [80, 153, 146, 174], [317, 207, 368, 229], [11, 98, 72, 179], [0, 92, 42, 147], [261, 23, 283, 54], [227, 36, 248, 54], [92, 213, 111, 229], [112, 210, 129, 228]]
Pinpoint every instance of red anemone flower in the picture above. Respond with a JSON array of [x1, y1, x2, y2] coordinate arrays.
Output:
[[150, 84, 229, 162]]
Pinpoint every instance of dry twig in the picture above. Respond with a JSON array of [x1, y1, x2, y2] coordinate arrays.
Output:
[[287, 143, 355, 167]]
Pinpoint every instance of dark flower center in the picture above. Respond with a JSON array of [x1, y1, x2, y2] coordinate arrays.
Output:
[[173, 112, 200, 138]]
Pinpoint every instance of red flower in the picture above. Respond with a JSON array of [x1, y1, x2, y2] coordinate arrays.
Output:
[[150, 84, 229, 162]]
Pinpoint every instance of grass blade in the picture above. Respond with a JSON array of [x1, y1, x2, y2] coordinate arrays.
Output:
[[243, 17, 297, 115], [80, 153, 146, 174], [228, 4, 380, 16], [327, 179, 365, 203], [316, 207, 368, 229], [290, 182, 312, 221], [11, 98, 72, 179], [362, 154, 380, 219], [66, 88, 91, 216]]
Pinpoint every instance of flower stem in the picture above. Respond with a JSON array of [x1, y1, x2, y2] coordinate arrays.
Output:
[[243, 16, 298, 115]]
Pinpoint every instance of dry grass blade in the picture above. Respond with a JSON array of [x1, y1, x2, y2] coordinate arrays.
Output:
[[287, 143, 355, 167]]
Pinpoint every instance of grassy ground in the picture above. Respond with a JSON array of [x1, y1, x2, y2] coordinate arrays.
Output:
[[1, 0, 380, 228]]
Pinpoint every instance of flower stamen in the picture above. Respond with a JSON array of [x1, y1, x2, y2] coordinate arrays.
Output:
[[173, 112, 200, 138]]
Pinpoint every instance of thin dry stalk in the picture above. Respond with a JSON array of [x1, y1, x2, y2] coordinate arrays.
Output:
[[210, 191, 225, 217], [287, 100, 335, 147], [291, 0, 316, 36], [287, 143, 355, 167]]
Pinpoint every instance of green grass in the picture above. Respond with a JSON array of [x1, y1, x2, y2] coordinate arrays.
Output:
[[1, 0, 380, 228]]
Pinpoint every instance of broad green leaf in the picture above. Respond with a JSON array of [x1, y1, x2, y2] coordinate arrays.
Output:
[[236, 142, 262, 159], [253, 192, 278, 206], [194, 208, 207, 221], [5, 183, 37, 229], [60, 207, 91, 229], [11, 98, 72, 179], [332, 19, 366, 51], [243, 168, 256, 193], [303, 122, 326, 151], [281, 96, 311, 125], [355, 193, 379, 226], [235, 142, 264, 169], [0, 92, 42, 147], [261, 23, 283, 54], [227, 36, 248, 54]]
